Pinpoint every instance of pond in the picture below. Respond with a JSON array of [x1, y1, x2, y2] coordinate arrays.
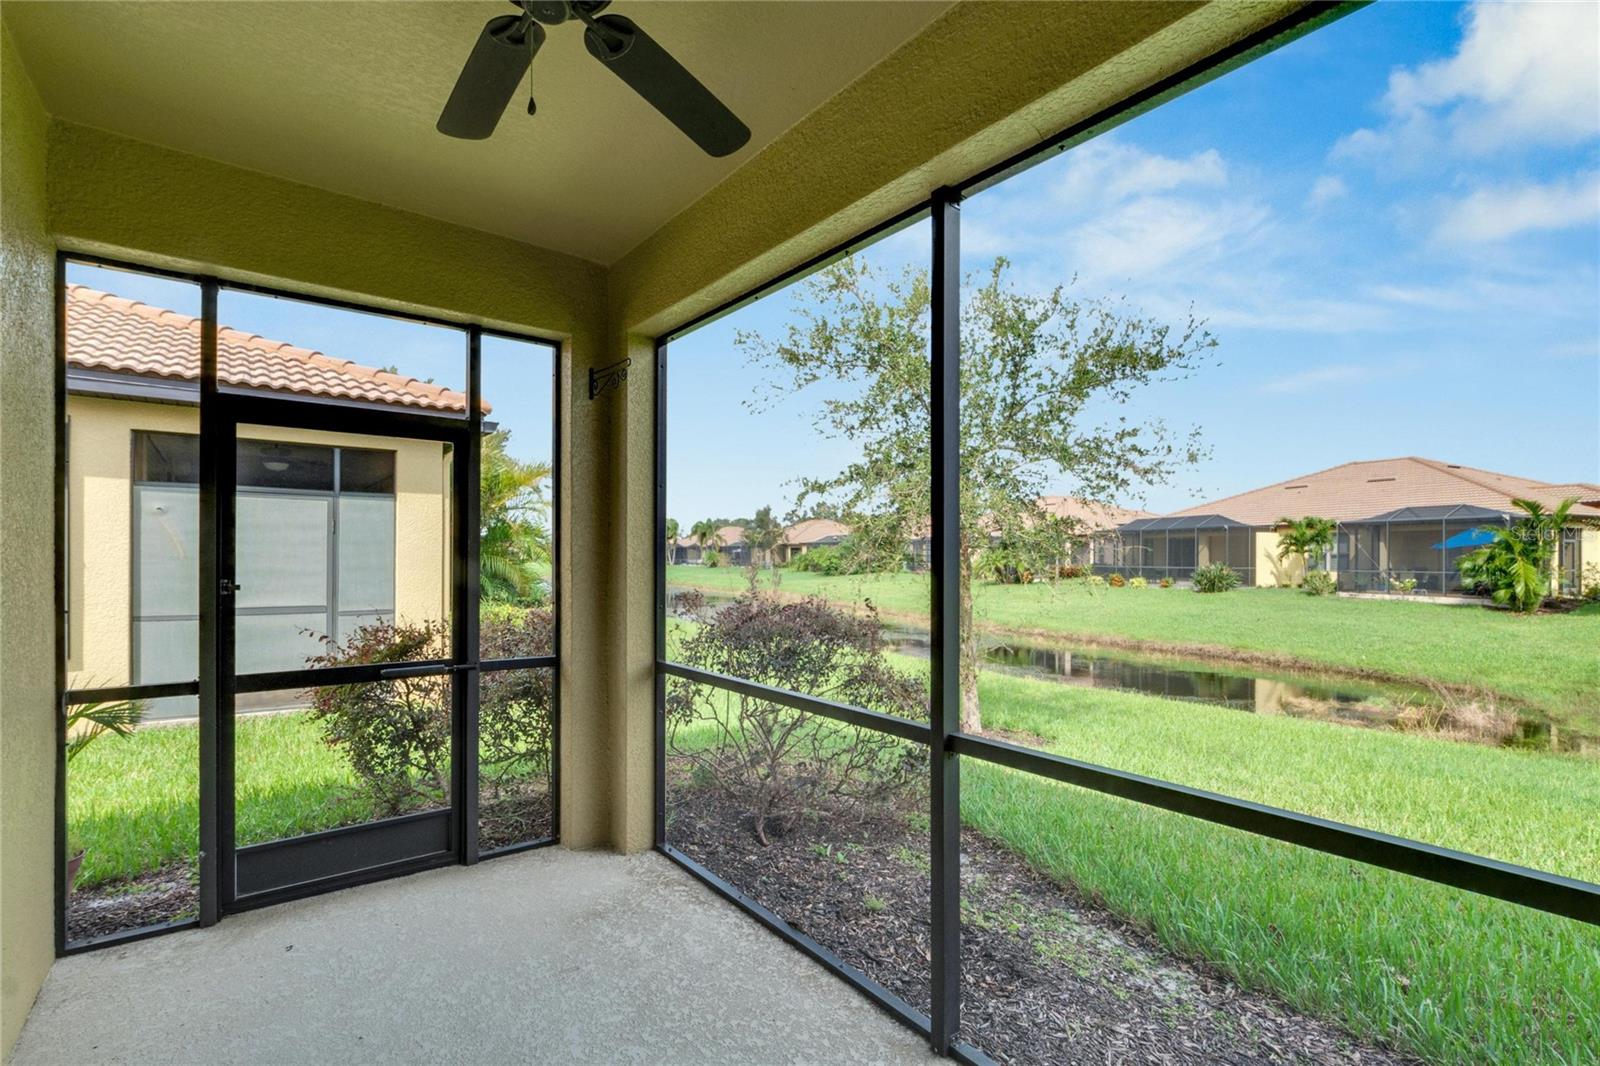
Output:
[[670, 587, 1591, 755]]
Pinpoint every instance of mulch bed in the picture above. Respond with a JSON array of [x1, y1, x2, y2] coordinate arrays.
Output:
[[668, 780, 1414, 1065], [67, 863, 198, 943], [480, 780, 553, 851]]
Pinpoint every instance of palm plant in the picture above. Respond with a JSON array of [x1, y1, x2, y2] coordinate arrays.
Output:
[[480, 430, 552, 605], [690, 519, 724, 554], [664, 517, 680, 567], [65, 696, 146, 762], [1458, 497, 1575, 613], [1275, 515, 1337, 578], [745, 505, 783, 568]]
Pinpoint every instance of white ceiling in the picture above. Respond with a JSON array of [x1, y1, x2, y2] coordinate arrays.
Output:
[[5, 1, 951, 264]]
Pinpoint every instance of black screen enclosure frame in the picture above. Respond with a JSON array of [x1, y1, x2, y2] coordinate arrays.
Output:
[[651, 2, 1598, 1061], [55, 253, 564, 954]]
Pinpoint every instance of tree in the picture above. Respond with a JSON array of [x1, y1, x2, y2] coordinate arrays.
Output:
[[690, 519, 724, 554], [480, 430, 552, 605], [1275, 515, 1337, 581], [746, 505, 783, 569], [741, 256, 1214, 733], [1457, 497, 1575, 613], [664, 518, 680, 568]]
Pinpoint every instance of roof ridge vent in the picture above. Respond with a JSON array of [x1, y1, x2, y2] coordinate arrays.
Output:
[[1366, 476, 1396, 483]]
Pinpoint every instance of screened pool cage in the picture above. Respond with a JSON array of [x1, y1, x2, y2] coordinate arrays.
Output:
[[1098, 514, 1256, 585], [1335, 504, 1511, 594]]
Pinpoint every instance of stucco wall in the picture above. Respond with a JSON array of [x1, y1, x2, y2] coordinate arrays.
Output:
[[0, 21, 57, 1057], [64, 396, 450, 690], [1255, 529, 1302, 587]]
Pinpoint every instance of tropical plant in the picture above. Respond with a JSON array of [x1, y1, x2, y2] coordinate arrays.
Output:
[[1108, 572, 1127, 588], [65, 697, 146, 763], [1192, 563, 1240, 593], [1129, 576, 1149, 589], [703, 549, 725, 568], [480, 430, 551, 605], [664, 517, 680, 567], [690, 519, 724, 557], [742, 255, 1213, 732], [1388, 575, 1418, 594], [1275, 515, 1337, 582], [1158, 576, 1174, 589], [1302, 570, 1337, 597], [1456, 497, 1575, 613], [745, 505, 784, 569], [666, 591, 925, 844]]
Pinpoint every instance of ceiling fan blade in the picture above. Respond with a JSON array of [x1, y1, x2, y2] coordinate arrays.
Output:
[[583, 15, 751, 158], [437, 15, 543, 140]]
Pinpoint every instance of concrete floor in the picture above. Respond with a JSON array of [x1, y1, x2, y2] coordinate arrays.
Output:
[[12, 849, 938, 1065]]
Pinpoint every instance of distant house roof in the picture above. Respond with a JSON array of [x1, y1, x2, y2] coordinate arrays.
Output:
[[1121, 513, 1252, 532], [715, 525, 746, 546], [1167, 457, 1600, 525], [782, 518, 850, 546], [1037, 496, 1154, 532], [66, 285, 478, 414]]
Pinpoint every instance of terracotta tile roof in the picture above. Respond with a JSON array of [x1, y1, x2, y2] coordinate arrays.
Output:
[[1037, 496, 1154, 532], [715, 525, 747, 546], [781, 518, 851, 545], [1169, 457, 1600, 525], [66, 285, 475, 413]]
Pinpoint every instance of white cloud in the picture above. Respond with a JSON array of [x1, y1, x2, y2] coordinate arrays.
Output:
[[1070, 196, 1268, 279], [1258, 364, 1382, 394], [1334, 0, 1599, 159], [1435, 171, 1600, 243], [1306, 175, 1348, 208], [1050, 140, 1227, 206]]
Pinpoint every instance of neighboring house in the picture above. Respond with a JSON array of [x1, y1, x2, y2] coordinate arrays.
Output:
[[1108, 457, 1600, 592], [775, 518, 850, 565], [64, 285, 460, 711], [1036, 496, 1154, 569], [670, 525, 748, 565], [903, 497, 1151, 571]]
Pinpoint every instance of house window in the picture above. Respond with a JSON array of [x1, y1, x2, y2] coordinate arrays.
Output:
[[131, 431, 398, 694]]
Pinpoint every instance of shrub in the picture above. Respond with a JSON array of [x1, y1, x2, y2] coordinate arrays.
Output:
[[1192, 563, 1240, 594], [1158, 576, 1174, 589], [1128, 576, 1149, 589], [1455, 497, 1576, 613], [1086, 574, 1106, 587], [1056, 564, 1087, 580], [1580, 562, 1600, 601], [308, 611, 554, 815], [1107, 572, 1127, 588], [703, 549, 725, 568], [666, 591, 926, 844], [480, 608, 555, 791], [1302, 571, 1337, 597], [1388, 575, 1418, 594]]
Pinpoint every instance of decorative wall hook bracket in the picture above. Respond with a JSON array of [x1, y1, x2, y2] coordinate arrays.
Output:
[[589, 357, 631, 400]]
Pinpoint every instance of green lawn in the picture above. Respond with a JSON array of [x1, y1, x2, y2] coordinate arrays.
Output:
[[68, 712, 373, 888], [668, 566, 1600, 731], [668, 667, 1599, 1064]]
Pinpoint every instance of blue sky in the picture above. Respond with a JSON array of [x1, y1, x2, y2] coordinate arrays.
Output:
[[67, 263, 555, 468], [668, 0, 1599, 522]]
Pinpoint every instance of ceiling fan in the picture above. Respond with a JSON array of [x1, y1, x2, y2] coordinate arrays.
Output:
[[437, 0, 751, 157]]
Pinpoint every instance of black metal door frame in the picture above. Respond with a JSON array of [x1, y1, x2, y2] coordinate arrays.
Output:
[[212, 391, 477, 913], [59, 254, 562, 953]]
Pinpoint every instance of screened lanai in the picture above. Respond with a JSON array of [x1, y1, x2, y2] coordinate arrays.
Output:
[[1335, 504, 1510, 594], [1107, 515, 1255, 585]]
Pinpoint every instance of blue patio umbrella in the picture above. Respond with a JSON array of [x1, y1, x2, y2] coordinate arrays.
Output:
[[1433, 527, 1497, 550]]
